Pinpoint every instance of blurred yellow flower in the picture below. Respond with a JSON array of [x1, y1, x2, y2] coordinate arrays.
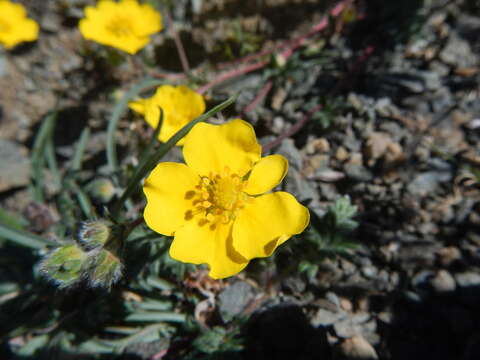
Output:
[[129, 85, 206, 145], [0, 0, 39, 49], [143, 119, 310, 279], [79, 0, 162, 55]]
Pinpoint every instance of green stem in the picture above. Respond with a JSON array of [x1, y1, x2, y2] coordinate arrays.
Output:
[[106, 77, 165, 179], [30, 112, 57, 202]]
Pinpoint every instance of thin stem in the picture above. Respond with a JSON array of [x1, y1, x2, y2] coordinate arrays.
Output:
[[198, 0, 353, 94], [262, 42, 375, 152], [124, 217, 144, 239], [165, 8, 190, 74], [216, 0, 353, 70], [197, 60, 269, 94], [106, 78, 165, 178], [241, 80, 273, 116], [262, 104, 322, 153]]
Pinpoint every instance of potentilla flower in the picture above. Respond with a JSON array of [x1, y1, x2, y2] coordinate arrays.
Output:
[[0, 0, 39, 49], [143, 119, 310, 279], [79, 0, 162, 55], [129, 85, 206, 145]]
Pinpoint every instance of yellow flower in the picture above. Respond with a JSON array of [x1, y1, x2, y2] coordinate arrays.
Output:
[[0, 0, 39, 49], [143, 119, 310, 279], [129, 85, 206, 146], [79, 0, 162, 55]]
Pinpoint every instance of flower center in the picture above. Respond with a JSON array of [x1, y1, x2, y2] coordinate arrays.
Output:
[[106, 16, 133, 37], [185, 167, 252, 230], [0, 19, 11, 33]]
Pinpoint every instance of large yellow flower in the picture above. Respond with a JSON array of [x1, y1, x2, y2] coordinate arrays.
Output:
[[0, 0, 39, 49], [79, 0, 162, 55], [129, 85, 206, 145], [143, 119, 310, 279]]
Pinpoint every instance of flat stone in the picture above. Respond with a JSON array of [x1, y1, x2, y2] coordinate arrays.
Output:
[[218, 280, 255, 322], [333, 335, 379, 360], [312, 308, 348, 327], [0, 140, 30, 192], [275, 138, 303, 170], [429, 270, 456, 294]]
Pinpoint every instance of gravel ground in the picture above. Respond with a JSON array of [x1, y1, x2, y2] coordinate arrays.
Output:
[[1, 0, 480, 359]]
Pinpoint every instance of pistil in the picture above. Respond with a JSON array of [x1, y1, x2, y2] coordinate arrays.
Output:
[[185, 167, 252, 229]]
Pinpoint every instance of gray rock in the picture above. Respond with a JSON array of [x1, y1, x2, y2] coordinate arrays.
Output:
[[439, 34, 476, 68], [411, 270, 434, 289], [218, 280, 255, 322], [0, 54, 7, 78], [455, 272, 480, 288], [333, 335, 379, 360], [344, 164, 373, 182], [283, 276, 307, 294], [360, 265, 376, 279], [283, 167, 321, 215], [429, 60, 450, 77], [407, 171, 452, 196], [312, 308, 348, 327], [40, 12, 61, 32], [430, 270, 456, 294], [0, 140, 31, 192], [334, 317, 363, 338], [430, 87, 454, 113], [398, 243, 440, 269], [274, 138, 303, 170]]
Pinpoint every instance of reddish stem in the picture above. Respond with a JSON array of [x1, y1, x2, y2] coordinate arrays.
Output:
[[216, 0, 353, 70], [197, 60, 269, 94], [149, 71, 186, 81], [241, 80, 273, 115], [262, 42, 374, 153], [197, 0, 353, 94], [165, 9, 190, 74]]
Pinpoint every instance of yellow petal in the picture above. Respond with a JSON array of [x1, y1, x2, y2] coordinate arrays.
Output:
[[78, 0, 161, 54], [130, 1, 163, 36], [128, 99, 147, 115], [143, 162, 199, 236], [232, 192, 310, 259], [0, 1, 39, 49], [183, 119, 261, 177], [244, 155, 288, 195], [170, 222, 248, 279], [130, 85, 205, 146]]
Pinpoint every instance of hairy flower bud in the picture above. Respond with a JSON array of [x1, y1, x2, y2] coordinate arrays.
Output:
[[79, 220, 112, 249], [87, 178, 116, 203], [87, 249, 123, 288], [41, 244, 87, 288]]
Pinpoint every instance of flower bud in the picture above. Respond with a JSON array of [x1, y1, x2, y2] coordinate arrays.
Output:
[[87, 249, 123, 288], [41, 244, 87, 288], [87, 178, 116, 203], [274, 53, 287, 68], [79, 220, 111, 249]]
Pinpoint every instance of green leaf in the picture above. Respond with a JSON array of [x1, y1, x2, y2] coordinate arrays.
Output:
[[329, 196, 358, 231], [30, 112, 57, 202], [125, 311, 186, 323], [106, 77, 165, 177], [0, 207, 27, 230], [0, 221, 56, 249], [71, 127, 91, 171]]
